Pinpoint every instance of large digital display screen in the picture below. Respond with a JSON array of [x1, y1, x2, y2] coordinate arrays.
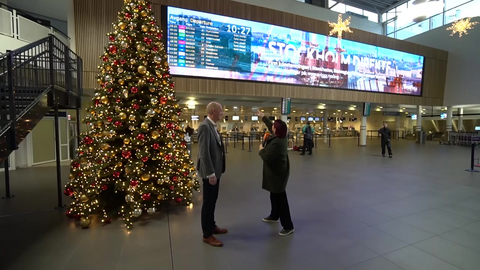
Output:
[[165, 6, 425, 96]]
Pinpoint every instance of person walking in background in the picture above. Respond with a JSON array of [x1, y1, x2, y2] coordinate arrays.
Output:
[[379, 122, 393, 158], [301, 121, 314, 155], [197, 102, 227, 247], [185, 125, 194, 137], [257, 111, 294, 236]]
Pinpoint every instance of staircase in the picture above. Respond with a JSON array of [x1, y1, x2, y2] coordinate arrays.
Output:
[[0, 35, 82, 164]]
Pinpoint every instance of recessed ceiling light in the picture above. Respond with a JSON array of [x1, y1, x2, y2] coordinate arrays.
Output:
[[233, 106, 238, 109], [274, 108, 277, 110], [293, 110, 296, 113], [261, 109, 264, 112]]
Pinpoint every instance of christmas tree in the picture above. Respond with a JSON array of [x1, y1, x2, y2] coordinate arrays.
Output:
[[64, 0, 200, 229]]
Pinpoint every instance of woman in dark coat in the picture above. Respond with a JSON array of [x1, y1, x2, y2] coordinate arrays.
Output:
[[257, 112, 294, 236]]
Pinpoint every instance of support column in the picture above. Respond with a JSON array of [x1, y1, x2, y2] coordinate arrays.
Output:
[[323, 110, 328, 143], [416, 105, 423, 144], [446, 106, 453, 133], [458, 108, 464, 132], [360, 116, 367, 146], [396, 115, 401, 139]]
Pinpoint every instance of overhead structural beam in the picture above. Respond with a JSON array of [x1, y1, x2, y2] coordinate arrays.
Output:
[[380, 0, 410, 13], [329, 0, 344, 9]]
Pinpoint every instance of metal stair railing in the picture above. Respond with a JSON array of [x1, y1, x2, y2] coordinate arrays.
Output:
[[0, 35, 83, 141]]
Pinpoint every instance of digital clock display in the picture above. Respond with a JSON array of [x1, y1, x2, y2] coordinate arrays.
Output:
[[226, 25, 251, 35], [165, 6, 425, 96]]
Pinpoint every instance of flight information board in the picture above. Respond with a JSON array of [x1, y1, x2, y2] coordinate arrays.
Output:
[[165, 6, 425, 96]]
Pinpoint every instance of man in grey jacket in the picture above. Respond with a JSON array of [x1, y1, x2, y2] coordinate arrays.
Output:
[[197, 102, 227, 247]]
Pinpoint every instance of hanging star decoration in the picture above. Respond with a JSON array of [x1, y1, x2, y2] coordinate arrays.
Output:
[[446, 17, 479, 37], [328, 14, 353, 39]]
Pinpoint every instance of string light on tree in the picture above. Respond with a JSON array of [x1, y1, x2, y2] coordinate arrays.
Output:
[[447, 17, 479, 37], [64, 0, 200, 229]]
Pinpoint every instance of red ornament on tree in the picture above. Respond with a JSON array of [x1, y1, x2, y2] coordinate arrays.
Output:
[[137, 134, 145, 140], [165, 155, 171, 161], [107, 117, 113, 122], [184, 172, 189, 177], [120, 59, 126, 64], [181, 141, 186, 146], [175, 197, 182, 203], [142, 193, 151, 201], [125, 12, 132, 19], [66, 210, 74, 218], [160, 97, 167, 104], [130, 180, 139, 187], [115, 121, 123, 127], [83, 136, 93, 145], [102, 185, 109, 191], [152, 143, 159, 150], [170, 83, 175, 88], [149, 77, 155, 82], [91, 183, 96, 188], [109, 45, 117, 54], [72, 162, 80, 169], [122, 49, 126, 53], [109, 36, 115, 42], [157, 33, 162, 39], [172, 176, 178, 182], [166, 123, 174, 130], [95, 100, 100, 106], [142, 157, 149, 162], [170, 185, 175, 191], [131, 86, 138, 93], [64, 188, 74, 196], [113, 60, 120, 66], [102, 56, 109, 62], [122, 150, 132, 158], [152, 47, 158, 52], [113, 171, 121, 178], [132, 104, 140, 110]]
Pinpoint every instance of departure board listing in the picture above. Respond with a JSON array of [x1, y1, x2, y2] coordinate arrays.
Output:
[[165, 6, 425, 96]]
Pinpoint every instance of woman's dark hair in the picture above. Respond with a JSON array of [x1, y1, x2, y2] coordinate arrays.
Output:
[[273, 119, 288, 138]]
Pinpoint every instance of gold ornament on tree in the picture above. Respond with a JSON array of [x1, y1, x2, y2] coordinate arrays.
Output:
[[80, 218, 91, 228], [138, 66, 147, 74]]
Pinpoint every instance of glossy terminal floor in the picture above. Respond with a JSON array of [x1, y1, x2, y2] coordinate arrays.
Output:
[[2, 138, 480, 270]]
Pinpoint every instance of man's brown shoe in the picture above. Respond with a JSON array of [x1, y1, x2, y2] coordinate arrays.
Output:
[[213, 226, 228, 234], [203, 236, 223, 247]]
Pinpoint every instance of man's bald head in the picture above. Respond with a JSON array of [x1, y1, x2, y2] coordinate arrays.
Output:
[[206, 102, 223, 122]]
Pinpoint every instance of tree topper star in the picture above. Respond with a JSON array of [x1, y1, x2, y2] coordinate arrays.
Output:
[[328, 14, 353, 39], [447, 17, 479, 38]]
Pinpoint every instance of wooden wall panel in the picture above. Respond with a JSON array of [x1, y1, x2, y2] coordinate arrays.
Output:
[[74, 0, 448, 106]]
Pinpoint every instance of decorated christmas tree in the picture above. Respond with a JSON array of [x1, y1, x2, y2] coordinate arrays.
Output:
[[64, 0, 200, 229]]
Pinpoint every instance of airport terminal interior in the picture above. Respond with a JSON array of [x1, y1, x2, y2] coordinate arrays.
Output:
[[1, 0, 480, 269]]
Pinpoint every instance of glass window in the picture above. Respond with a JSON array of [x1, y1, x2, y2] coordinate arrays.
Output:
[[364, 10, 379, 23], [345, 5, 363, 15], [445, 0, 470, 10], [382, 13, 387, 23], [330, 2, 346, 13], [430, 13, 443, 30], [386, 21, 395, 34], [387, 32, 395, 38], [386, 10, 395, 21]]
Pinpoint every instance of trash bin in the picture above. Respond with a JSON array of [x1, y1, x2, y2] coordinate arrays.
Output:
[[416, 131, 426, 144]]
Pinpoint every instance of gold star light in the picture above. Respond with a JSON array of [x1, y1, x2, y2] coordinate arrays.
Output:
[[328, 14, 353, 39], [447, 17, 479, 37]]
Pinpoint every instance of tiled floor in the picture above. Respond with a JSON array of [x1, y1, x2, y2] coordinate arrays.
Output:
[[2, 138, 480, 270]]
